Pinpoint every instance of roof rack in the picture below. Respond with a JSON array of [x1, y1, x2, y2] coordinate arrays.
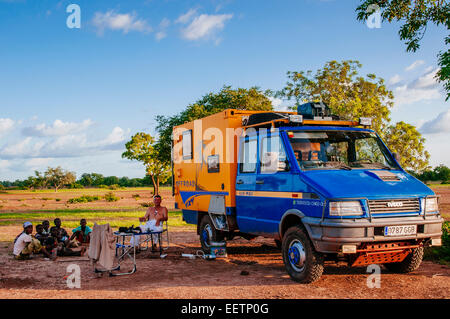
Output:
[[240, 102, 372, 129]]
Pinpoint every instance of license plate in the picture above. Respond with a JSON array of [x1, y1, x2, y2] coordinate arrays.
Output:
[[384, 225, 417, 237]]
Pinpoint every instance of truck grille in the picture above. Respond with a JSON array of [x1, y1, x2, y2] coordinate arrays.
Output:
[[368, 198, 420, 214]]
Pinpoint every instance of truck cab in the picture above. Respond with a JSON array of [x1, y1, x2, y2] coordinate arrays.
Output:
[[173, 104, 443, 283]]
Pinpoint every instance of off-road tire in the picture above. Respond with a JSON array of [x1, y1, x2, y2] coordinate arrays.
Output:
[[282, 225, 324, 283], [199, 215, 224, 253], [384, 247, 424, 273]]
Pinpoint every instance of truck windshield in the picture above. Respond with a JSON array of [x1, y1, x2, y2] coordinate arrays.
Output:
[[287, 130, 399, 171]]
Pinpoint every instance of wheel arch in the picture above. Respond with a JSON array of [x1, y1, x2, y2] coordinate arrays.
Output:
[[279, 209, 308, 240]]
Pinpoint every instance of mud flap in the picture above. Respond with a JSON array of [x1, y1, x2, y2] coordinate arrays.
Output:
[[208, 195, 229, 231]]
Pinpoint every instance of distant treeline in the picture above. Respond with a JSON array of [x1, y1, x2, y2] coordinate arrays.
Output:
[[1, 165, 448, 191], [0, 172, 170, 190], [409, 164, 450, 184]]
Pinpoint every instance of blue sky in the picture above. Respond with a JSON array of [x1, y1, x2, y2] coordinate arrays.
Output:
[[0, 0, 448, 180]]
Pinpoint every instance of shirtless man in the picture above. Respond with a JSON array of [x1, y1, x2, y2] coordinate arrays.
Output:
[[139, 195, 168, 231]]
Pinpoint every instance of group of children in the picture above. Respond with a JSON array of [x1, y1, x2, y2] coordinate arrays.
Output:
[[13, 218, 92, 260]]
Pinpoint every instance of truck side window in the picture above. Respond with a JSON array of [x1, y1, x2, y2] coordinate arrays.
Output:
[[182, 130, 193, 160], [260, 135, 288, 173], [240, 139, 257, 173]]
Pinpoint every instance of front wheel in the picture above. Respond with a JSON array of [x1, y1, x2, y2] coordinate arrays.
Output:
[[384, 247, 424, 273], [199, 215, 224, 253], [282, 225, 324, 283]]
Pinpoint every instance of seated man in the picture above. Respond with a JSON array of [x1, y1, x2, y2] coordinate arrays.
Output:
[[69, 219, 91, 255], [13, 222, 53, 260], [42, 220, 51, 236], [70, 219, 91, 244], [34, 224, 48, 245], [139, 194, 168, 232], [132, 195, 168, 248], [48, 228, 81, 257], [50, 218, 69, 246]]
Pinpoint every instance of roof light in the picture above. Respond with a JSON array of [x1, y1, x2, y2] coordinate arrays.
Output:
[[359, 117, 372, 126], [289, 114, 303, 124]]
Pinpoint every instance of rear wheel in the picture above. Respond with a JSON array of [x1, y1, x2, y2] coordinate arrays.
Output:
[[384, 247, 424, 273], [199, 215, 224, 253], [282, 225, 324, 283]]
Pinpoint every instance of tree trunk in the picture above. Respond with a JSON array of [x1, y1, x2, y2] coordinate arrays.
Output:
[[150, 175, 156, 195]]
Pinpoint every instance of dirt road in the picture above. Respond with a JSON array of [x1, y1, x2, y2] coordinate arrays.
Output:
[[0, 227, 448, 299]]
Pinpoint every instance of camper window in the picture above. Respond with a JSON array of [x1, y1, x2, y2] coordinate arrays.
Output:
[[182, 130, 193, 160]]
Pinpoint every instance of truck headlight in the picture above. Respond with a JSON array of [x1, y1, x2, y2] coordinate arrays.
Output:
[[425, 197, 438, 213], [329, 201, 363, 216]]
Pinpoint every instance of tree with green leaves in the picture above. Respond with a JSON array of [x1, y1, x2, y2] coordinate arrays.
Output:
[[155, 85, 274, 165], [44, 166, 76, 192], [383, 121, 430, 172], [276, 60, 394, 132], [122, 132, 170, 195], [356, 0, 449, 100], [276, 60, 430, 172]]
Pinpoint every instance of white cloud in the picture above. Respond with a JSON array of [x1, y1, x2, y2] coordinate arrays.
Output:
[[410, 68, 440, 89], [155, 31, 167, 40], [181, 13, 233, 41], [25, 158, 50, 169], [176, 8, 198, 24], [388, 74, 402, 85], [97, 127, 127, 148], [419, 109, 450, 134], [405, 60, 425, 72], [0, 118, 14, 135], [155, 18, 170, 40], [92, 10, 152, 35], [393, 68, 442, 106], [22, 119, 93, 137], [0, 160, 11, 170], [1, 137, 41, 158], [159, 18, 170, 29], [1, 126, 128, 159]]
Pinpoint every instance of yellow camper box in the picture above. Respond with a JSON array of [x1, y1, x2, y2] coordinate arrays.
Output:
[[173, 109, 249, 215]]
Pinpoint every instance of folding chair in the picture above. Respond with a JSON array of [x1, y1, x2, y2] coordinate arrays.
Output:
[[162, 220, 169, 250]]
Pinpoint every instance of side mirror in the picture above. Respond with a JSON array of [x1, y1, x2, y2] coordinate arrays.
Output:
[[393, 152, 400, 163]]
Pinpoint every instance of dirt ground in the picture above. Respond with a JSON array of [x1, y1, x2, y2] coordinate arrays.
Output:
[[0, 225, 448, 299], [0, 187, 448, 299]]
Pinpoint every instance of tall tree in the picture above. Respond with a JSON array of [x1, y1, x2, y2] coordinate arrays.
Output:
[[276, 60, 394, 132], [44, 166, 76, 192], [276, 60, 430, 172], [122, 132, 170, 195], [383, 121, 430, 172], [356, 0, 449, 100], [155, 85, 274, 165]]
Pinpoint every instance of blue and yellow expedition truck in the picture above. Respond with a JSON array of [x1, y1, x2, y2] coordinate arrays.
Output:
[[172, 102, 443, 283]]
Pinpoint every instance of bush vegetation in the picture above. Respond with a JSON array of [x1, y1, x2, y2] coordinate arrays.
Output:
[[67, 195, 101, 204], [104, 192, 119, 202], [424, 222, 450, 265]]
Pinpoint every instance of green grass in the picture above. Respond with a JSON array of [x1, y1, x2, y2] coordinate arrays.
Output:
[[429, 184, 450, 189], [424, 221, 450, 266], [0, 186, 172, 195], [0, 210, 191, 229]]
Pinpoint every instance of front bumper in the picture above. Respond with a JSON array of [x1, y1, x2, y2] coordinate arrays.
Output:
[[302, 214, 444, 253]]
